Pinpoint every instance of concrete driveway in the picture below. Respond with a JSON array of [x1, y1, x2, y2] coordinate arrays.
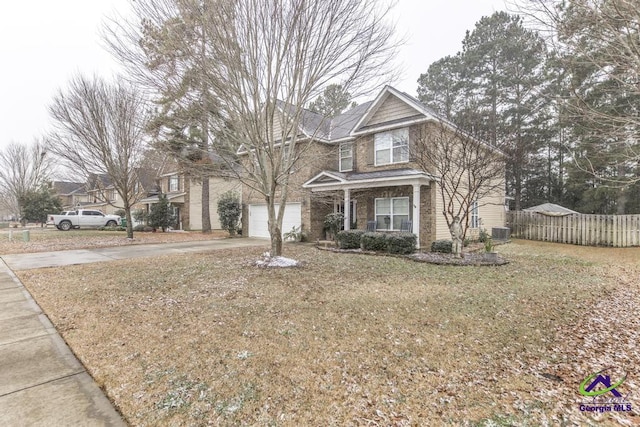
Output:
[[1, 237, 268, 271]]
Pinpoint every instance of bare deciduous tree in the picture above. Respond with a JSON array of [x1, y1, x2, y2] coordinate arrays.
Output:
[[0, 140, 53, 222], [207, 0, 399, 256], [411, 121, 505, 239], [105, 0, 220, 233], [107, 0, 399, 255], [48, 74, 150, 238]]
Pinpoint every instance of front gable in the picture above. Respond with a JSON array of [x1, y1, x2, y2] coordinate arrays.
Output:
[[352, 86, 435, 135]]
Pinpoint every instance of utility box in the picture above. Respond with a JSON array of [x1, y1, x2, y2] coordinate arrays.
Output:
[[492, 227, 510, 241], [22, 230, 30, 242]]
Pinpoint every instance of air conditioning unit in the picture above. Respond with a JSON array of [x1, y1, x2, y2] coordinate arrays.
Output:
[[492, 227, 510, 241]]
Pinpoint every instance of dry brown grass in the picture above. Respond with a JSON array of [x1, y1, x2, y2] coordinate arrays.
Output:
[[0, 228, 228, 255], [16, 240, 640, 426]]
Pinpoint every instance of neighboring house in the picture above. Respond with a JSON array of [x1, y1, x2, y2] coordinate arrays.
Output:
[[139, 156, 242, 231], [523, 203, 579, 217], [83, 169, 158, 216], [242, 85, 506, 248], [49, 181, 90, 210]]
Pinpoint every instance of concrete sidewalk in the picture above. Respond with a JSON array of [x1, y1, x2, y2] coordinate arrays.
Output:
[[0, 259, 126, 426], [0, 238, 268, 426]]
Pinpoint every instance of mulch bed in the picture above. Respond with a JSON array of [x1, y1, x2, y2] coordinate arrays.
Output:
[[316, 243, 509, 266], [409, 251, 509, 266]]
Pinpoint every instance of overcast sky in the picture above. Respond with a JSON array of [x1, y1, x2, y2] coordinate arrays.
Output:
[[0, 0, 506, 149]]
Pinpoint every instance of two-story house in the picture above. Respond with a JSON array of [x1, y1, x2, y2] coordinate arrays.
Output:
[[140, 155, 242, 230], [49, 181, 90, 210], [243, 85, 506, 248]]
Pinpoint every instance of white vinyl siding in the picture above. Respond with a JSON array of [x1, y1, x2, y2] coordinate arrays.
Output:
[[368, 95, 423, 126], [375, 197, 409, 231], [339, 142, 353, 172], [374, 128, 409, 166]]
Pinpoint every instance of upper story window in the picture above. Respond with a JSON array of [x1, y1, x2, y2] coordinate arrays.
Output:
[[169, 175, 179, 192], [374, 128, 409, 166], [339, 142, 353, 172]]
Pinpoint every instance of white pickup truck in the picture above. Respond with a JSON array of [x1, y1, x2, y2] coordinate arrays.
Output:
[[48, 210, 122, 231]]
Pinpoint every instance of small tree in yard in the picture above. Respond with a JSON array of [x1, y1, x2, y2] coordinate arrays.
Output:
[[148, 194, 175, 232], [20, 185, 62, 226], [49, 74, 150, 239], [217, 191, 241, 236], [411, 121, 505, 241], [323, 212, 344, 242]]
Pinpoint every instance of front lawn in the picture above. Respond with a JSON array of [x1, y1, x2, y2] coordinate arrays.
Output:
[[17, 241, 640, 425]]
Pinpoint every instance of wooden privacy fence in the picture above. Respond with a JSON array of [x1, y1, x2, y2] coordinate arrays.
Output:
[[507, 211, 640, 247]]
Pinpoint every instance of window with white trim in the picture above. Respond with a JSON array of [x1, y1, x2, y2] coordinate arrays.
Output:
[[374, 128, 409, 166], [339, 142, 353, 172], [470, 200, 479, 228], [375, 197, 409, 230], [169, 175, 179, 192]]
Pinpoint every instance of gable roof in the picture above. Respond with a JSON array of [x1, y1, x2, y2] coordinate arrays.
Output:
[[350, 86, 438, 135], [523, 203, 579, 216], [51, 181, 86, 196], [264, 85, 499, 153]]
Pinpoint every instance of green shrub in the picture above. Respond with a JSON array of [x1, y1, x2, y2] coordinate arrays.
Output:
[[217, 191, 242, 235], [431, 239, 453, 253], [133, 224, 154, 232], [479, 228, 490, 243], [361, 232, 387, 251], [283, 225, 303, 242], [149, 194, 176, 231], [98, 225, 126, 232], [386, 233, 417, 254], [132, 209, 148, 224], [323, 212, 344, 241], [336, 229, 364, 249]]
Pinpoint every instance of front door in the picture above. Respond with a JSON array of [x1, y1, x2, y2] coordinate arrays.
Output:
[[335, 200, 357, 230]]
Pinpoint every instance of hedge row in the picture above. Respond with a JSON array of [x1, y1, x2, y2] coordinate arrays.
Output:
[[430, 239, 452, 253], [335, 230, 416, 254]]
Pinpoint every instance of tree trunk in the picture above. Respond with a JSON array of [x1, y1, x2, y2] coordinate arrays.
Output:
[[125, 207, 134, 239], [270, 229, 283, 256], [201, 174, 211, 233], [267, 200, 283, 256]]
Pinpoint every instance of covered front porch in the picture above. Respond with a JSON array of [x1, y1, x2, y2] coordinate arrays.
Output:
[[138, 192, 186, 230], [303, 169, 438, 248]]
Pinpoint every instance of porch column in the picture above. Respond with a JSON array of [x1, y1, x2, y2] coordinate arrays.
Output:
[[412, 183, 421, 248], [344, 188, 351, 230]]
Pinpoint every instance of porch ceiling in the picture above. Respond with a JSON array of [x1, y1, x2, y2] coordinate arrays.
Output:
[[303, 168, 438, 192]]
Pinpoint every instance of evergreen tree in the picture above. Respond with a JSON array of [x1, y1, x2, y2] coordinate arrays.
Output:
[[217, 191, 241, 235], [417, 12, 549, 210], [308, 84, 356, 117], [148, 194, 175, 231], [19, 185, 62, 225], [417, 55, 464, 120]]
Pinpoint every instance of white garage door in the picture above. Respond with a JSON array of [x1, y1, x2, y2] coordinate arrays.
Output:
[[248, 203, 302, 238]]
